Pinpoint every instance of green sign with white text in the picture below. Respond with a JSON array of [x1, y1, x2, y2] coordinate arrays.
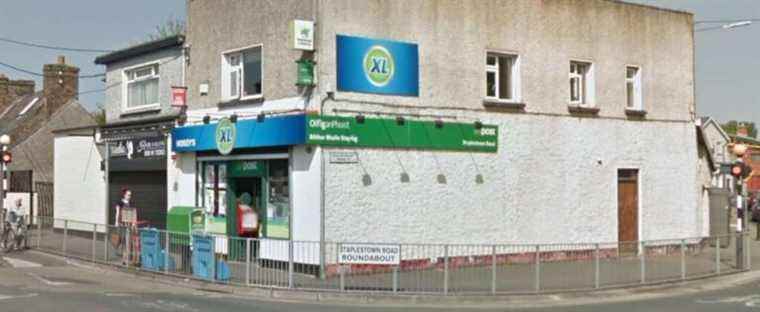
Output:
[[306, 115, 498, 152]]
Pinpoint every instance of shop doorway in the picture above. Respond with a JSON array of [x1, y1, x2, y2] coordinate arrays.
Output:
[[618, 169, 639, 254], [230, 177, 264, 236]]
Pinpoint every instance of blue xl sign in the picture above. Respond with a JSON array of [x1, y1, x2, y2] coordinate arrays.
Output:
[[337, 35, 419, 96]]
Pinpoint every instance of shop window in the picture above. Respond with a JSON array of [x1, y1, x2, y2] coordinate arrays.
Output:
[[222, 45, 263, 101], [123, 63, 159, 110], [201, 163, 228, 216], [266, 159, 290, 239]]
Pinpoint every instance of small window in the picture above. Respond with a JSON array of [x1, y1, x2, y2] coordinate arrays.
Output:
[[124, 64, 159, 110], [485, 53, 519, 102], [222, 46, 263, 101], [626, 66, 642, 110], [569, 61, 593, 106]]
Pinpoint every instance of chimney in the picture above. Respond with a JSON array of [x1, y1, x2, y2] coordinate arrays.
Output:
[[0, 74, 34, 114], [738, 123, 749, 137], [43, 55, 79, 116]]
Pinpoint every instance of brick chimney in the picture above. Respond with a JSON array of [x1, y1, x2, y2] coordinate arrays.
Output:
[[0, 73, 35, 114], [738, 123, 749, 137], [43, 55, 79, 116]]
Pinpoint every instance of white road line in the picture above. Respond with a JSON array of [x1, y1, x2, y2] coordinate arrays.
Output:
[[0, 293, 38, 301], [26, 272, 70, 286], [2, 257, 42, 268]]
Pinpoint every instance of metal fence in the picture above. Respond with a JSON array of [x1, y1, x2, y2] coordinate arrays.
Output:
[[26, 216, 751, 295]]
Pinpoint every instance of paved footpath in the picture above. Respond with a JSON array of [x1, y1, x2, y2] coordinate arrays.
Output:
[[2, 250, 760, 311]]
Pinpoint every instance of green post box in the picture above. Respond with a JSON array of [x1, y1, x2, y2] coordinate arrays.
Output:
[[296, 59, 315, 86], [167, 206, 204, 245]]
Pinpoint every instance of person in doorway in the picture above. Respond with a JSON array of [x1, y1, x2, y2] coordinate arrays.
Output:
[[237, 192, 259, 238]]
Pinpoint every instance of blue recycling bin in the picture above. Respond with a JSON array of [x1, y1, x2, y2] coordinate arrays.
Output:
[[191, 234, 215, 280], [140, 229, 161, 271]]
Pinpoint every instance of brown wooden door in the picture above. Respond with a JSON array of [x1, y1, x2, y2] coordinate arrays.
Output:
[[618, 169, 639, 253]]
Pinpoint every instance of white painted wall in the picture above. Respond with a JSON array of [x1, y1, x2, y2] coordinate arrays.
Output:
[[167, 133, 197, 209], [323, 114, 699, 245], [288, 145, 322, 264], [53, 135, 106, 232]]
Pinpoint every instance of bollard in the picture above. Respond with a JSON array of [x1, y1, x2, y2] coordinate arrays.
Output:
[[594, 243, 600, 289]]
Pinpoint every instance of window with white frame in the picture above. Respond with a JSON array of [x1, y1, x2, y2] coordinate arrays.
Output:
[[124, 64, 159, 109], [626, 66, 642, 110], [222, 46, 262, 101], [486, 53, 519, 102], [569, 61, 593, 106]]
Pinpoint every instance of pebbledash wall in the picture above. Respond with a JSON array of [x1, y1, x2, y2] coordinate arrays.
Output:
[[178, 0, 699, 246], [317, 0, 698, 244]]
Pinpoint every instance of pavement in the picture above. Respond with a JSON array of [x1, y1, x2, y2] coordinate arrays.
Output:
[[2, 250, 760, 311]]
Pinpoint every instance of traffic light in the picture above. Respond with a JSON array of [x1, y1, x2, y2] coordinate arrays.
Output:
[[731, 160, 750, 179], [1, 151, 10, 164]]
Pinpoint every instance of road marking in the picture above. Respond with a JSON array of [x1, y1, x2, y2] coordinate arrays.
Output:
[[2, 257, 42, 268], [697, 295, 760, 307], [26, 272, 71, 286], [0, 293, 38, 301]]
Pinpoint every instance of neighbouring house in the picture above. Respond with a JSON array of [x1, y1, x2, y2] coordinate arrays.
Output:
[[0, 56, 97, 220], [698, 117, 732, 188], [165, 0, 699, 268], [697, 117, 733, 237], [88, 35, 185, 229]]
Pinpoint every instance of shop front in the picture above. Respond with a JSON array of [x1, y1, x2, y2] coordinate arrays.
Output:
[[103, 120, 173, 230], [171, 114, 306, 261]]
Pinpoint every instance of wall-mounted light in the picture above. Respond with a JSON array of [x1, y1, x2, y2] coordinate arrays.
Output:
[[474, 121, 483, 129], [396, 116, 405, 126], [230, 114, 238, 123], [257, 113, 266, 123], [356, 114, 365, 124], [435, 119, 444, 129], [202, 115, 211, 124]]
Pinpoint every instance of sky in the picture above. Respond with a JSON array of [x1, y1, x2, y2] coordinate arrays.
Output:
[[0, 0, 185, 111], [0, 1, 758, 124]]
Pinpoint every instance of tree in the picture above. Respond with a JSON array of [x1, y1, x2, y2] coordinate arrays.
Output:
[[91, 103, 106, 126], [722, 120, 758, 138], [147, 17, 185, 41]]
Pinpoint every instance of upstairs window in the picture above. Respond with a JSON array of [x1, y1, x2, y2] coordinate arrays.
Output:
[[222, 45, 262, 101], [626, 66, 642, 110], [485, 53, 520, 102], [124, 64, 159, 110], [569, 61, 593, 106]]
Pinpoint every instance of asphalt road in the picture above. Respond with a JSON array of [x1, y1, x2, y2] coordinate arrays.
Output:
[[1, 250, 760, 312]]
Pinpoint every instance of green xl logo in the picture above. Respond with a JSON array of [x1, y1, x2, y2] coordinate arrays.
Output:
[[363, 45, 394, 87], [215, 118, 236, 155]]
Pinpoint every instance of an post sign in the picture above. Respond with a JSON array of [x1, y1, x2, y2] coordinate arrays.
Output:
[[215, 118, 236, 155], [337, 35, 419, 96], [306, 115, 498, 153], [171, 114, 497, 154], [339, 243, 400, 265], [290, 20, 315, 51]]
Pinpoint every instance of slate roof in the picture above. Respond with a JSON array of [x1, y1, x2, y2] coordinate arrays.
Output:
[[94, 35, 184, 65]]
